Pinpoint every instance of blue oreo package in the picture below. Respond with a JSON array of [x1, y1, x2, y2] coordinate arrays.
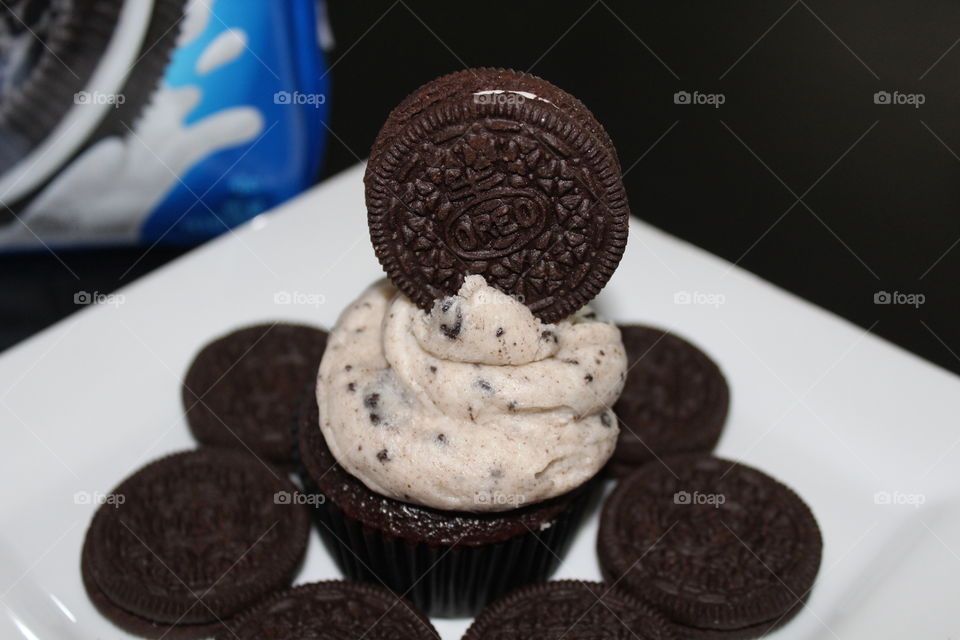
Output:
[[0, 0, 331, 249]]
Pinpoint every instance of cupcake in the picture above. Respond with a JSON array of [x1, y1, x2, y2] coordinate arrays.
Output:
[[299, 67, 631, 616]]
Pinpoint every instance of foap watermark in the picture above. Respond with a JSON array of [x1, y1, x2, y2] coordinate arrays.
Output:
[[473, 90, 530, 106], [74, 490, 125, 507], [873, 90, 925, 108], [874, 490, 925, 508], [674, 290, 725, 308], [674, 90, 725, 108], [273, 490, 326, 506], [874, 290, 925, 308], [274, 90, 326, 108], [74, 290, 125, 307], [274, 290, 326, 307], [74, 90, 125, 108], [674, 490, 726, 508], [475, 491, 525, 507], [474, 291, 526, 307]]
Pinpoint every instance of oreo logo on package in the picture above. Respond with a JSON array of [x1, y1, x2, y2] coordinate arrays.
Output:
[[0, 0, 330, 249]]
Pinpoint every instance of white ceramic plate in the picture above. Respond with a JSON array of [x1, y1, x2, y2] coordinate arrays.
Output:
[[1, 164, 958, 639]]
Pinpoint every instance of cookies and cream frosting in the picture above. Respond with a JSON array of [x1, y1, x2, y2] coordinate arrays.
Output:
[[316, 275, 626, 512]]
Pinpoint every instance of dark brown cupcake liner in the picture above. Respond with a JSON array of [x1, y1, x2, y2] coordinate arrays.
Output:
[[306, 474, 593, 617], [295, 390, 597, 617]]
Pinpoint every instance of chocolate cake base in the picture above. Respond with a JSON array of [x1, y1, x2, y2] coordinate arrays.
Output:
[[295, 391, 595, 617]]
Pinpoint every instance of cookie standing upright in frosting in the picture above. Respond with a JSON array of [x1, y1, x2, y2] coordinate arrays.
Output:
[[365, 68, 630, 324]]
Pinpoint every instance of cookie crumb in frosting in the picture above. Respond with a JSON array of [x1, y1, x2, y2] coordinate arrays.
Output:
[[377, 449, 390, 462], [438, 298, 463, 339]]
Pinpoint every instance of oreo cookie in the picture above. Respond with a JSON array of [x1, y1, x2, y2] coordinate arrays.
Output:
[[183, 323, 327, 465], [598, 455, 822, 639], [295, 389, 595, 617], [609, 325, 729, 477], [81, 547, 226, 640], [216, 581, 440, 640], [462, 580, 676, 639], [365, 68, 629, 323], [82, 448, 309, 637]]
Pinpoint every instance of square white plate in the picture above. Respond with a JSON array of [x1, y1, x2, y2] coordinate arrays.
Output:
[[1, 164, 958, 639]]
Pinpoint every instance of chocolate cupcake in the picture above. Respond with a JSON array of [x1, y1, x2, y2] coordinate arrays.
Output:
[[299, 276, 625, 618], [298, 68, 631, 617], [298, 380, 597, 617]]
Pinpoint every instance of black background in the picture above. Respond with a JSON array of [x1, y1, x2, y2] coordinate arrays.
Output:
[[2, 0, 959, 375]]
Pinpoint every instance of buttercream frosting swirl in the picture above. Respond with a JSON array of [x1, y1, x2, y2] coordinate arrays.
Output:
[[316, 276, 625, 511]]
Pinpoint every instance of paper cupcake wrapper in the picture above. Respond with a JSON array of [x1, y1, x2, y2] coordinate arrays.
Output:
[[298, 466, 595, 617]]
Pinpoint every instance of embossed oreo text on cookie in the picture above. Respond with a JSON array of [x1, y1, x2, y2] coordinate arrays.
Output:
[[365, 68, 629, 324]]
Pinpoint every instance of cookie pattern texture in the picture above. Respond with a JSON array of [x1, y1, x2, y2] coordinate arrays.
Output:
[[366, 68, 629, 323]]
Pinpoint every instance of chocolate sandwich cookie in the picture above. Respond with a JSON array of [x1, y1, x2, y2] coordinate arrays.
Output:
[[82, 448, 309, 637], [365, 67, 630, 324], [216, 581, 439, 640], [81, 545, 227, 640], [598, 455, 822, 639], [183, 323, 327, 465], [609, 325, 729, 477], [370, 68, 621, 173], [462, 580, 676, 640]]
